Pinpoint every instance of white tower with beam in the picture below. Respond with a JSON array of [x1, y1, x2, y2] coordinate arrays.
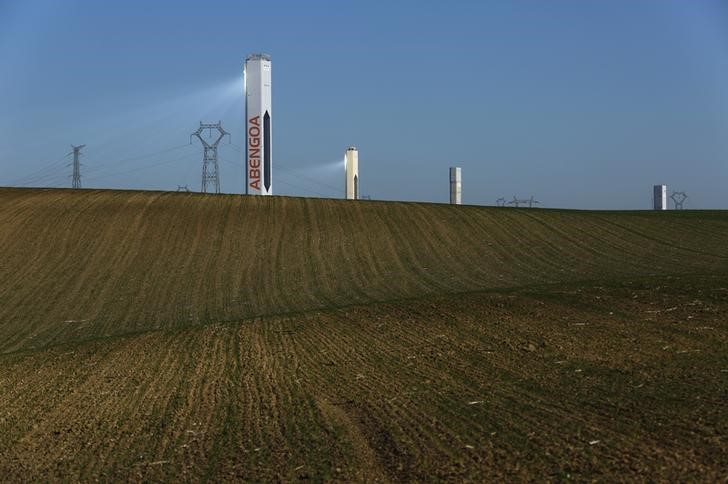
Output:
[[244, 53, 272, 195], [345, 147, 359, 200]]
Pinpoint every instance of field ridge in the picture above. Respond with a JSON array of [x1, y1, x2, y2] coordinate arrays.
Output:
[[1, 187, 727, 354]]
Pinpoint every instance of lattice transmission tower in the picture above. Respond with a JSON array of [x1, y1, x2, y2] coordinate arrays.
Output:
[[191, 121, 229, 193], [508, 195, 540, 208], [670, 191, 688, 210], [70, 144, 85, 189]]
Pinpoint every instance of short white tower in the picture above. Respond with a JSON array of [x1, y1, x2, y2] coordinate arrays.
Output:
[[653, 184, 667, 210], [450, 167, 462, 205], [345, 147, 359, 200]]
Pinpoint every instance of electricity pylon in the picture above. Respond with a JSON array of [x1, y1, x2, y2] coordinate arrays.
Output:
[[191, 121, 229, 193], [70, 144, 85, 189], [508, 195, 540, 208], [670, 191, 687, 210]]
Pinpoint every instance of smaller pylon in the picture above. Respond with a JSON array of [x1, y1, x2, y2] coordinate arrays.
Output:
[[670, 191, 687, 210], [70, 144, 85, 189], [507, 196, 540, 208]]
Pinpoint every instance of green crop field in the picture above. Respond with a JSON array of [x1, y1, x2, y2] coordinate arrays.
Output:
[[0, 187, 726, 481]]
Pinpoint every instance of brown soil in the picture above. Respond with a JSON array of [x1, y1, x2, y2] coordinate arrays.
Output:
[[0, 188, 726, 481]]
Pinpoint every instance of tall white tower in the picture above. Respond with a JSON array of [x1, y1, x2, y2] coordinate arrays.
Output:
[[345, 147, 359, 200], [653, 184, 667, 210], [450, 167, 462, 205], [244, 54, 272, 195]]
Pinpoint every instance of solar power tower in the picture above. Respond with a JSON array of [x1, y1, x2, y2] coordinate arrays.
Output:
[[345, 147, 359, 200], [653, 185, 667, 210], [449, 167, 462, 205], [244, 54, 273, 195]]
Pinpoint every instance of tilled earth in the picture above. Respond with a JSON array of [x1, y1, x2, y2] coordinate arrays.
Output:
[[1, 274, 725, 481]]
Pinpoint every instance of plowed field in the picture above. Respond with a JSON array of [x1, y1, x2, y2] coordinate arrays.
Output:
[[0, 188, 726, 481]]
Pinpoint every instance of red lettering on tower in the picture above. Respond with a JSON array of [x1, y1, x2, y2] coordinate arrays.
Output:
[[248, 116, 262, 191]]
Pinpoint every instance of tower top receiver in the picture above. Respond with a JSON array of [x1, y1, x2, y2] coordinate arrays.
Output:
[[246, 53, 271, 62]]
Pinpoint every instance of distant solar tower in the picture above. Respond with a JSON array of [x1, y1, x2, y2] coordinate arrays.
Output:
[[345, 147, 359, 200], [244, 53, 272, 195], [653, 184, 667, 210], [449, 167, 462, 205]]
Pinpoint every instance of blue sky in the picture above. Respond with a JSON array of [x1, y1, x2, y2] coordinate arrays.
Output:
[[0, 0, 726, 208]]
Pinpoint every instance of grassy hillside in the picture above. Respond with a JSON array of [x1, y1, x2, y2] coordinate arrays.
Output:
[[0, 188, 726, 481], [1, 188, 726, 354]]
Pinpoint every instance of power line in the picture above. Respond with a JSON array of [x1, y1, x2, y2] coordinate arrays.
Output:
[[218, 157, 243, 168], [220, 146, 344, 195], [275, 163, 345, 195], [82, 143, 194, 177], [82, 146, 197, 182], [14, 171, 69, 187], [7, 142, 205, 191], [219, 156, 344, 198], [11, 143, 196, 188], [83, 150, 199, 184], [221, 143, 243, 153], [16, 173, 70, 188], [8, 154, 70, 186], [219, 157, 331, 197]]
